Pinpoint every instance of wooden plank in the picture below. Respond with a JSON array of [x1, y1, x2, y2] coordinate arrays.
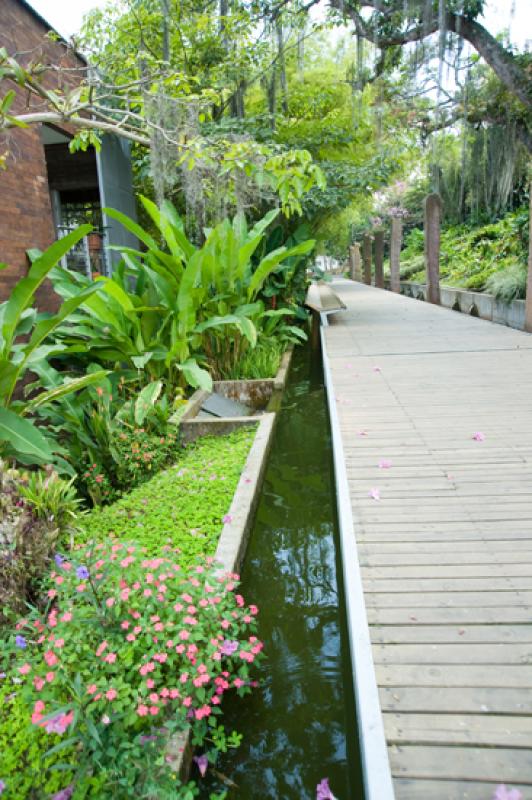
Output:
[[372, 625, 532, 645], [373, 642, 532, 664], [367, 606, 532, 625], [380, 686, 532, 715], [376, 664, 532, 688], [384, 713, 532, 748], [366, 592, 532, 608], [389, 745, 532, 783], [364, 577, 532, 592], [394, 779, 531, 800]]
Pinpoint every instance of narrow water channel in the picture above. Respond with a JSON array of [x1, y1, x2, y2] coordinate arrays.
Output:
[[202, 342, 364, 799]]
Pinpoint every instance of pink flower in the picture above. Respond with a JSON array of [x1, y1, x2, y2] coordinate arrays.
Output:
[[87, 684, 97, 695], [44, 650, 58, 666], [47, 589, 57, 599], [34, 676, 45, 691], [76, 584, 87, 593], [149, 706, 159, 716], [101, 714, 111, 725], [46, 671, 55, 683], [149, 692, 159, 704], [178, 630, 190, 641], [105, 598, 115, 607], [137, 704, 149, 717], [96, 641, 108, 657], [121, 621, 130, 630], [143, 589, 152, 597], [249, 605, 258, 615], [146, 678, 155, 689], [106, 689, 117, 701], [126, 633, 136, 642], [34, 700, 45, 713], [194, 754, 209, 777], [493, 788, 523, 800], [104, 653, 117, 664], [60, 611, 72, 622], [472, 431, 485, 441], [222, 514, 232, 524], [19, 663, 31, 675], [54, 638, 65, 649]]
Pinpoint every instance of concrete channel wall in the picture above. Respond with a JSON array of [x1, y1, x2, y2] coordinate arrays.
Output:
[[169, 350, 293, 779], [385, 280, 526, 331]]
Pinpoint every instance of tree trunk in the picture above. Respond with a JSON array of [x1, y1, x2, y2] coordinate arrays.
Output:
[[362, 233, 372, 285], [160, 0, 170, 63], [276, 21, 289, 116], [390, 217, 402, 293], [374, 230, 384, 288], [424, 193, 442, 305], [349, 243, 362, 281]]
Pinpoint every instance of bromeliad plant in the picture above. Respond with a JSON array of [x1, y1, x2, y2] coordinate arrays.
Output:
[[2, 540, 263, 798], [0, 229, 108, 468]]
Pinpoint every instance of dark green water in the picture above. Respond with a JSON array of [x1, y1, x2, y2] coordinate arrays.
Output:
[[202, 343, 364, 799]]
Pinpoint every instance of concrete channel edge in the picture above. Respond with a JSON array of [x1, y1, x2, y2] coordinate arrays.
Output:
[[320, 312, 396, 800]]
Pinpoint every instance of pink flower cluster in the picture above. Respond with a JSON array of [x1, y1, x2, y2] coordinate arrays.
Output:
[[11, 540, 264, 749]]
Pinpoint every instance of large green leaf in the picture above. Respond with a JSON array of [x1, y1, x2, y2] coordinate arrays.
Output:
[[134, 380, 163, 425], [177, 359, 212, 391], [1, 226, 92, 352], [0, 407, 54, 461], [25, 371, 110, 412], [247, 240, 315, 299]]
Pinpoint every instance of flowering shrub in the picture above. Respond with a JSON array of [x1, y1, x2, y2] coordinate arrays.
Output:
[[2, 541, 263, 798]]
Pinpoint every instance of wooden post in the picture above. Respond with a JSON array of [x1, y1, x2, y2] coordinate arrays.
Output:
[[349, 243, 362, 282], [425, 193, 442, 305], [362, 233, 372, 285], [525, 184, 532, 333], [389, 217, 402, 293], [374, 230, 384, 289]]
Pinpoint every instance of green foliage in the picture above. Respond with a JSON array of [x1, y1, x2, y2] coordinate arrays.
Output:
[[0, 680, 102, 799], [51, 200, 313, 391], [78, 427, 255, 562], [395, 208, 529, 293], [219, 338, 285, 380], [0, 463, 84, 622], [0, 231, 108, 467], [35, 370, 181, 505]]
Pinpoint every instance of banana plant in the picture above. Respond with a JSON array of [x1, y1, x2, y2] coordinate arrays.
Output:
[[0, 228, 108, 465]]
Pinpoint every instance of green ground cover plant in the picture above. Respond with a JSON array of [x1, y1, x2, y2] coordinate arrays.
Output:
[[78, 427, 256, 563]]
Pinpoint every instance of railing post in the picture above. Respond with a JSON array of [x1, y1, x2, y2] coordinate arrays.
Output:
[[349, 243, 362, 282], [425, 193, 442, 305], [525, 184, 532, 333], [389, 217, 402, 293], [374, 230, 384, 289], [362, 233, 372, 285]]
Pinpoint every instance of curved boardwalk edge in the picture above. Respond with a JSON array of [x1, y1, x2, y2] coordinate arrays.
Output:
[[320, 312, 396, 800], [322, 279, 532, 800]]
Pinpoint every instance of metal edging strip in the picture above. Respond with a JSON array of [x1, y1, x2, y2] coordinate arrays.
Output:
[[319, 311, 396, 800]]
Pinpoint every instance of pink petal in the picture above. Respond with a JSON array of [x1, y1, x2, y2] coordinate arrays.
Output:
[[378, 459, 392, 469], [369, 488, 380, 501], [472, 431, 485, 441], [373, 366, 381, 372], [357, 430, 368, 437]]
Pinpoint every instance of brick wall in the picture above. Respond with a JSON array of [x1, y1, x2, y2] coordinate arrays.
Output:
[[0, 0, 86, 308]]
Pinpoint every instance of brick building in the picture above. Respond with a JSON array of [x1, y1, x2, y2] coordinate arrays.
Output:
[[0, 0, 137, 308]]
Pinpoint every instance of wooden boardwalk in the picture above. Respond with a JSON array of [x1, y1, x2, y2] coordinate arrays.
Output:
[[323, 279, 532, 800]]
